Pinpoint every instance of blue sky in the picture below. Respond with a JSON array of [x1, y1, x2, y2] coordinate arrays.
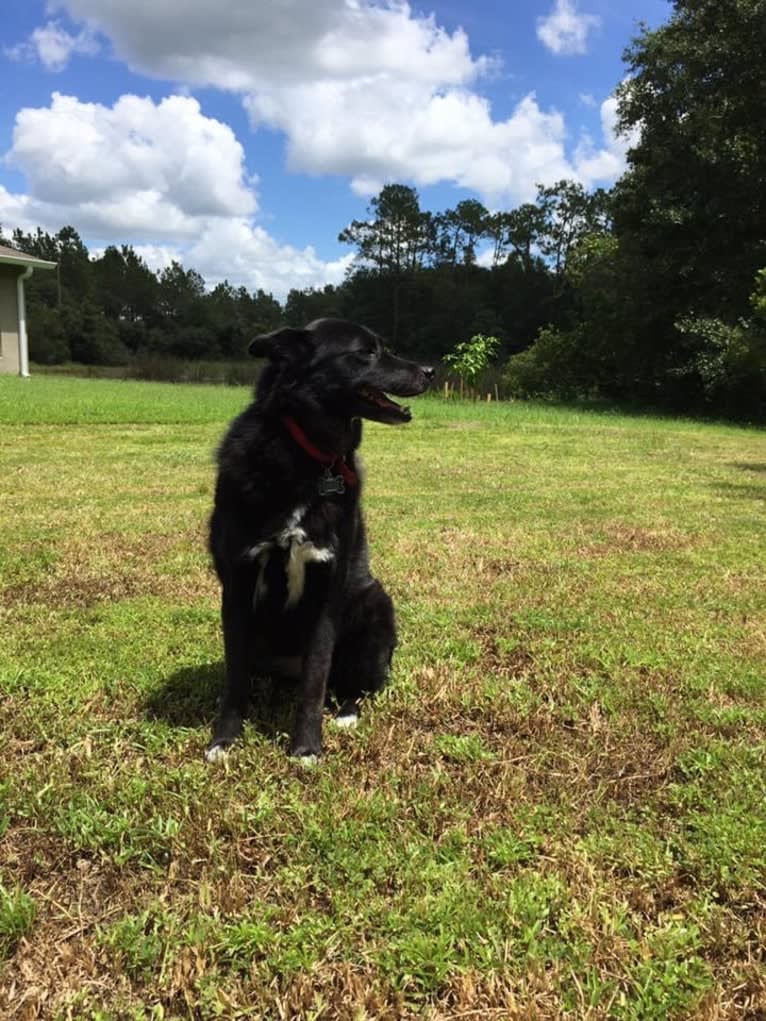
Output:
[[0, 0, 670, 299]]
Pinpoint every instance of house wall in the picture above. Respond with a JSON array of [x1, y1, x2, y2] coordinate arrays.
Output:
[[0, 265, 21, 375]]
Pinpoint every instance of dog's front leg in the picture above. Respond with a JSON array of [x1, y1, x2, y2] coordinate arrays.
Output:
[[290, 614, 335, 760], [206, 580, 252, 761]]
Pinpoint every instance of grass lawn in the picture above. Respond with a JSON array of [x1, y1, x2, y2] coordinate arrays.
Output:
[[0, 375, 764, 1020]]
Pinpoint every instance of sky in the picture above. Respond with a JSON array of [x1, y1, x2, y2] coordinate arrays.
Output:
[[0, 0, 670, 300]]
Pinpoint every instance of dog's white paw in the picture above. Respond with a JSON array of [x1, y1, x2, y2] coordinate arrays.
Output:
[[204, 743, 229, 764], [332, 713, 359, 730], [293, 753, 320, 767]]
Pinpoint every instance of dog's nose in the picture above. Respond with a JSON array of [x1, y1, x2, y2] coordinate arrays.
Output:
[[421, 366, 435, 381]]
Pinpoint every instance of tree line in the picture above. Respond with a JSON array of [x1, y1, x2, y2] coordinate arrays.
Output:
[[0, 224, 284, 367], [1, 176, 601, 373], [3, 0, 764, 419]]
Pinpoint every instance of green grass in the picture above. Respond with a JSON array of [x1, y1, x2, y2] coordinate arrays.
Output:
[[0, 374, 764, 1019], [0, 884, 37, 961]]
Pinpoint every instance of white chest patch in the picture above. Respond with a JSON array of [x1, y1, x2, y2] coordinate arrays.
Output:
[[246, 505, 334, 610], [284, 538, 334, 607]]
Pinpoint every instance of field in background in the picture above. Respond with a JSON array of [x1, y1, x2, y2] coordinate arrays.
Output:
[[0, 375, 764, 1019], [31, 358, 259, 388], [30, 359, 509, 401]]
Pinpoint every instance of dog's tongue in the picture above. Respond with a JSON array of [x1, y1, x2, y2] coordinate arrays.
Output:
[[359, 386, 400, 411], [373, 392, 399, 411], [356, 385, 412, 421]]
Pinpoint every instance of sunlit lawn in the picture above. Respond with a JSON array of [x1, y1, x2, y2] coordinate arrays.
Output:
[[0, 375, 764, 1019]]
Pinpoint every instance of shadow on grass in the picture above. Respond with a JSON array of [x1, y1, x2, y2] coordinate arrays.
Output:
[[712, 480, 766, 500], [144, 662, 297, 741], [144, 662, 221, 727], [532, 396, 764, 429], [729, 462, 766, 474]]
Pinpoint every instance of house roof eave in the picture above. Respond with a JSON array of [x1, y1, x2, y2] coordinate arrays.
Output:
[[0, 246, 57, 271]]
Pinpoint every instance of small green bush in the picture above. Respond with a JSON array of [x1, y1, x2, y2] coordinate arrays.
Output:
[[444, 333, 500, 395], [503, 325, 595, 400]]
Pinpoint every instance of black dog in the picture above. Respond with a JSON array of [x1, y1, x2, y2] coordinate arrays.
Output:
[[206, 318, 432, 761]]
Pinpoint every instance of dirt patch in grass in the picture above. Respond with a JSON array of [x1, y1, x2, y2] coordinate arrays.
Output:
[[472, 625, 536, 677], [581, 522, 692, 557], [743, 619, 766, 659], [0, 826, 136, 1019], [0, 530, 217, 611], [2, 571, 161, 610]]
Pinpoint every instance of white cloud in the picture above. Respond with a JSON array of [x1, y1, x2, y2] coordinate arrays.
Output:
[[6, 19, 99, 71], [475, 246, 497, 270], [0, 186, 36, 236], [574, 94, 639, 186], [0, 91, 348, 299], [537, 0, 601, 57], [99, 230, 355, 300], [184, 221, 355, 297], [2, 2, 632, 298], [247, 85, 580, 205], [7, 92, 255, 232], [88, 242, 176, 275], [32, 0, 622, 205], [46, 0, 484, 87]]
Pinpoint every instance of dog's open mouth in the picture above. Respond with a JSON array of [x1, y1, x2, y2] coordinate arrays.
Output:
[[355, 385, 411, 423]]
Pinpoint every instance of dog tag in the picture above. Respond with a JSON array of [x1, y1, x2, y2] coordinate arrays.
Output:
[[317, 468, 345, 496]]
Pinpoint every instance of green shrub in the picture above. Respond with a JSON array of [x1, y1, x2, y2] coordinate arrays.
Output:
[[503, 325, 596, 400], [673, 314, 766, 420], [27, 305, 71, 364], [444, 333, 500, 395]]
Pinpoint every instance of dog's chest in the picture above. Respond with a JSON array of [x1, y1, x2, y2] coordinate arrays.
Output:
[[247, 505, 336, 611]]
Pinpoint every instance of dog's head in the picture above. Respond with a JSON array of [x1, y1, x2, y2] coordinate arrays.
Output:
[[249, 318, 433, 424]]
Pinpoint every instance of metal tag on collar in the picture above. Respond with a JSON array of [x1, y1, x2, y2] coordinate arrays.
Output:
[[318, 468, 345, 497]]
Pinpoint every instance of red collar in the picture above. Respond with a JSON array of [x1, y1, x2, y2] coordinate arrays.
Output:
[[282, 416, 358, 488]]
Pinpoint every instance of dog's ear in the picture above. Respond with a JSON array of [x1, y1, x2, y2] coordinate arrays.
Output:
[[248, 327, 311, 361]]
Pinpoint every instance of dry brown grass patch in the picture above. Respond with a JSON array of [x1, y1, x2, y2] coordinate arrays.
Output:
[[0, 529, 217, 611], [0, 831, 144, 1020], [581, 522, 692, 557]]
